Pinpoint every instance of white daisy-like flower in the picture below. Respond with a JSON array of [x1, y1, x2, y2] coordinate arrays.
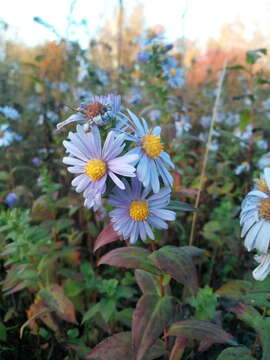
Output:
[[63, 125, 138, 209], [240, 168, 270, 254]]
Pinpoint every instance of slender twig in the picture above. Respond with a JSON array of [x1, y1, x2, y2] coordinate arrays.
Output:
[[189, 60, 227, 246], [117, 0, 124, 92]]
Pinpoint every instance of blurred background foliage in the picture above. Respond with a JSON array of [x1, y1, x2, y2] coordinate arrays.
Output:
[[1, 1, 270, 359]]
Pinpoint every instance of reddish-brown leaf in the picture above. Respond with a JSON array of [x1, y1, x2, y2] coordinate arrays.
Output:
[[132, 294, 174, 360], [94, 224, 120, 252], [168, 319, 234, 351], [150, 246, 205, 295], [40, 284, 77, 324], [98, 247, 161, 274], [87, 331, 166, 360]]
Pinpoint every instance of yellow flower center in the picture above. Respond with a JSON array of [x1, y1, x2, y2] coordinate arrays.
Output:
[[259, 198, 270, 221], [142, 134, 164, 158], [85, 159, 106, 181], [129, 200, 149, 221], [170, 68, 177, 76], [256, 179, 270, 194]]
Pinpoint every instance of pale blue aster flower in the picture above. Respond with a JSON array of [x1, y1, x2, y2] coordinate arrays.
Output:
[[32, 157, 42, 166], [63, 125, 138, 210], [235, 162, 250, 175], [117, 110, 174, 193], [0, 106, 20, 120], [148, 110, 161, 122], [137, 51, 150, 63], [0, 124, 21, 146], [164, 44, 173, 52], [5, 192, 18, 206], [108, 177, 175, 244], [162, 56, 184, 89], [259, 153, 270, 169], [56, 94, 121, 131], [95, 69, 109, 86], [240, 168, 270, 254], [125, 88, 142, 106]]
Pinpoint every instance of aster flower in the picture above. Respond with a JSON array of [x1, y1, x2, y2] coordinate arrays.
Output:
[[63, 125, 138, 209], [117, 110, 174, 193], [56, 94, 121, 131], [5, 192, 18, 206], [258, 153, 270, 169], [240, 168, 270, 254], [0, 106, 20, 120], [108, 178, 175, 244], [137, 51, 150, 63], [162, 56, 184, 89], [32, 157, 42, 166]]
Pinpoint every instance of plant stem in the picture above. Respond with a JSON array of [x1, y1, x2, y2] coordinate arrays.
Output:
[[189, 61, 227, 246]]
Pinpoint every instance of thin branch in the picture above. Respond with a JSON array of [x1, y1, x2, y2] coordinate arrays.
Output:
[[189, 60, 228, 246]]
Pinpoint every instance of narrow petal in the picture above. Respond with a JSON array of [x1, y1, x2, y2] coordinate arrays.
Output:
[[109, 171, 125, 189], [253, 253, 270, 280]]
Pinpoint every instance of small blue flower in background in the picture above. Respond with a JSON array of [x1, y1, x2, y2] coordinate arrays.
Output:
[[164, 44, 173, 52], [109, 177, 175, 244], [174, 114, 192, 137], [32, 157, 42, 166], [137, 51, 150, 63], [162, 56, 184, 89], [235, 162, 250, 175], [117, 110, 174, 193], [5, 192, 18, 206], [148, 109, 161, 122], [0, 106, 20, 120], [125, 88, 142, 106], [95, 69, 109, 86], [0, 124, 21, 147]]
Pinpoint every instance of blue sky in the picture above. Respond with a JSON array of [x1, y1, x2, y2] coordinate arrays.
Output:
[[1, 0, 270, 48]]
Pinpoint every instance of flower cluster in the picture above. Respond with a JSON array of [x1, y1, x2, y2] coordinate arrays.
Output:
[[60, 94, 176, 243], [240, 168, 270, 280]]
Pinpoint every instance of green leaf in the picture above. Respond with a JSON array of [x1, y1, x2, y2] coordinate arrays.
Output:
[[228, 65, 246, 71], [246, 48, 267, 65], [0, 321, 7, 342], [132, 294, 174, 360], [135, 269, 161, 295], [168, 320, 235, 351], [64, 279, 84, 297], [239, 109, 251, 131], [100, 298, 116, 323], [87, 332, 166, 360], [217, 346, 255, 360], [98, 247, 162, 275], [150, 246, 205, 295], [216, 279, 270, 308], [230, 304, 270, 360], [82, 303, 100, 323], [166, 200, 196, 212], [189, 286, 218, 320]]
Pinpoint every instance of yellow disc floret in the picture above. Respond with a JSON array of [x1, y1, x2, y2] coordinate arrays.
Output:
[[256, 179, 270, 194], [129, 200, 149, 221], [142, 134, 164, 158], [259, 198, 270, 221], [170, 68, 177, 76], [85, 158, 106, 181]]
